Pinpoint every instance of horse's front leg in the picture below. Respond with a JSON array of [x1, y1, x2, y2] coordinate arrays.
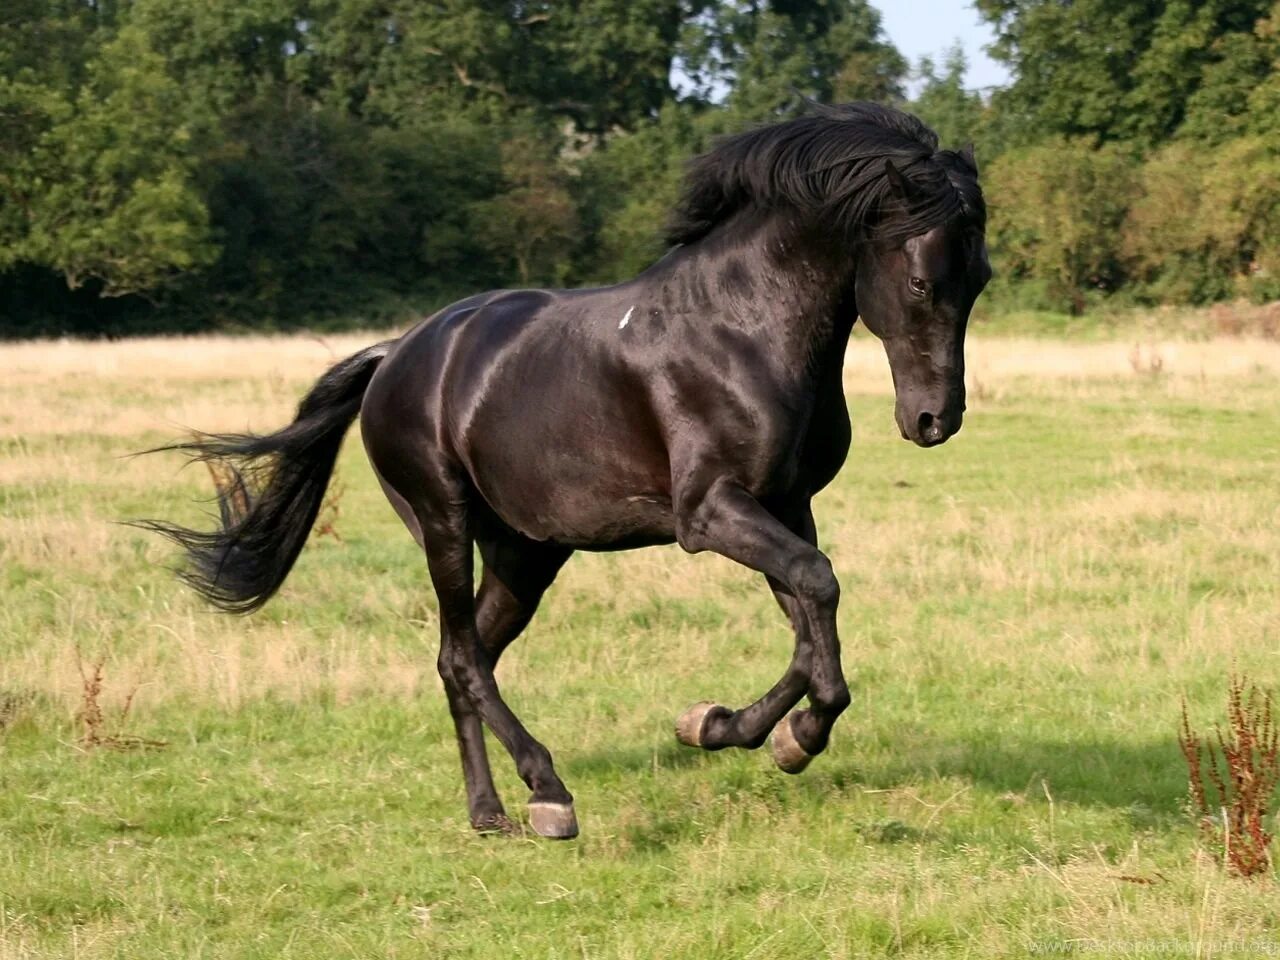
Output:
[[675, 509, 816, 755], [676, 576, 816, 767], [674, 486, 850, 772]]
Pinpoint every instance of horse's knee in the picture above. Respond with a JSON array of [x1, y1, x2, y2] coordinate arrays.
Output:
[[436, 649, 455, 687], [787, 552, 839, 609], [438, 642, 476, 695]]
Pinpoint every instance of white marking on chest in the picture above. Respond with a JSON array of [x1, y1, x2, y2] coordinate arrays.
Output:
[[618, 305, 635, 330]]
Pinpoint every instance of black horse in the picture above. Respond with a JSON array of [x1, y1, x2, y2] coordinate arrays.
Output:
[[142, 103, 990, 839]]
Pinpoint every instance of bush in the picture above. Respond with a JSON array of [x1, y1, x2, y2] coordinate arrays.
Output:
[[986, 138, 1138, 314], [1126, 136, 1280, 304]]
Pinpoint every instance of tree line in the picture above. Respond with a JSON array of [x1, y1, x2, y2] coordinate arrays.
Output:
[[1, 0, 1278, 337]]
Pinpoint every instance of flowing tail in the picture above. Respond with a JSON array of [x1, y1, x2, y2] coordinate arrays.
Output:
[[134, 340, 394, 614]]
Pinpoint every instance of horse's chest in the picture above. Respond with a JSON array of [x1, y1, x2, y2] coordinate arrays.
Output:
[[727, 378, 851, 501], [794, 393, 852, 495]]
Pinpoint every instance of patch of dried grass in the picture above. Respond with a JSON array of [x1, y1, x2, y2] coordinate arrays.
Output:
[[0, 332, 394, 384], [0, 514, 114, 567], [843, 335, 1280, 397], [2, 329, 1277, 718]]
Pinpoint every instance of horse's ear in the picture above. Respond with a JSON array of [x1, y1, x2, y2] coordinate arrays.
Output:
[[883, 159, 918, 199], [960, 142, 978, 174]]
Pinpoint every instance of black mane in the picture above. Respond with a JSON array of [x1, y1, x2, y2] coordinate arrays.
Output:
[[665, 102, 984, 247]]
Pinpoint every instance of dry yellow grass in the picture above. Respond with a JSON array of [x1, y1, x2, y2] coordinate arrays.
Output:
[[1, 331, 391, 383], [2, 330, 1278, 716], [4, 329, 1276, 440]]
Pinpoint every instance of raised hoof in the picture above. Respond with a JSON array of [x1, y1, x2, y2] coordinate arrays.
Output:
[[770, 713, 816, 775], [471, 812, 520, 837], [527, 801, 579, 840], [675, 701, 720, 748]]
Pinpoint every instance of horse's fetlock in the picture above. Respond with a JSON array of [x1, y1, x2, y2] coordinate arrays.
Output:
[[518, 744, 559, 786], [825, 686, 852, 716], [742, 728, 770, 750]]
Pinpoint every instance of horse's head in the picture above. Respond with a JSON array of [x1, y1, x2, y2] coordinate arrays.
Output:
[[856, 153, 989, 447]]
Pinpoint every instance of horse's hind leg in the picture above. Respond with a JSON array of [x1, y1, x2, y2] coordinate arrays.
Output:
[[373, 464, 574, 835], [420, 495, 578, 838], [450, 536, 571, 834], [374, 469, 509, 830]]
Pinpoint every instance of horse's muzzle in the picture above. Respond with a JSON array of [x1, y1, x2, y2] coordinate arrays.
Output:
[[897, 407, 963, 447]]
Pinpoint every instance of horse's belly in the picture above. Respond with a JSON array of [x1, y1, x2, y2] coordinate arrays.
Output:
[[477, 475, 676, 549], [548, 496, 677, 550]]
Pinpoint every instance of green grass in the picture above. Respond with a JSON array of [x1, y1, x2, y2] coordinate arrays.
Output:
[[2, 337, 1280, 958]]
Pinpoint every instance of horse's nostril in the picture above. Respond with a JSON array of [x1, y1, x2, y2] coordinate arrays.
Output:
[[916, 412, 947, 445]]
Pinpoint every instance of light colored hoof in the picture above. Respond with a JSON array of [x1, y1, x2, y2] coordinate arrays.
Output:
[[770, 713, 815, 774], [675, 701, 719, 747], [527, 801, 579, 840]]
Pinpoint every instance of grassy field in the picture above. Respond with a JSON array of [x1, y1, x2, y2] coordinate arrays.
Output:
[[2, 326, 1280, 958]]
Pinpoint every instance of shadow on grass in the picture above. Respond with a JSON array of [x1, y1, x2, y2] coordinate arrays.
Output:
[[852, 732, 1188, 816], [564, 729, 1188, 817], [562, 739, 716, 779]]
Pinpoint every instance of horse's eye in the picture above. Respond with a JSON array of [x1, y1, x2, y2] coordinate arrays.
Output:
[[908, 276, 928, 296]]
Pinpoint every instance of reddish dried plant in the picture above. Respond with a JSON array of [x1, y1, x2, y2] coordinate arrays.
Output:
[[77, 654, 107, 748], [312, 479, 345, 543], [1179, 675, 1280, 878], [75, 652, 165, 751], [205, 458, 343, 541]]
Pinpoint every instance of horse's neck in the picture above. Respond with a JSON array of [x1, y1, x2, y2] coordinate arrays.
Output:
[[658, 216, 856, 368]]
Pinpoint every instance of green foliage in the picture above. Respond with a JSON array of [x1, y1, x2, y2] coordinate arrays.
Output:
[[910, 45, 984, 153], [572, 105, 709, 284], [0, 78, 63, 272], [1126, 136, 1280, 304], [470, 130, 579, 286], [1178, 30, 1270, 143], [1238, 2, 1280, 139], [0, 1, 101, 274], [969, 0, 1280, 311], [976, 0, 1274, 146], [1, 24, 215, 296], [686, 0, 905, 123], [193, 98, 511, 322], [987, 139, 1138, 313], [122, 0, 305, 119], [5, 0, 1280, 334], [0, 0, 921, 335], [297, 0, 690, 133]]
